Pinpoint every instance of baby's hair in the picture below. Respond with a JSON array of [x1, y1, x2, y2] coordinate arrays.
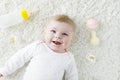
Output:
[[48, 15, 76, 32]]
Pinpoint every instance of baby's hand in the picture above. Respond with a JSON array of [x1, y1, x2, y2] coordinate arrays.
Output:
[[0, 73, 3, 78]]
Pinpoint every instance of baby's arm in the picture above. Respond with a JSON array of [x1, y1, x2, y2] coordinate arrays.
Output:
[[0, 42, 37, 77], [65, 55, 78, 80]]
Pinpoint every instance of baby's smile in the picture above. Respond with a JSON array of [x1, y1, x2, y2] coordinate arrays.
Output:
[[52, 41, 62, 45]]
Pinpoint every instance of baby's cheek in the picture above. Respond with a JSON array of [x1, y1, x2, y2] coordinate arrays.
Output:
[[64, 40, 71, 46]]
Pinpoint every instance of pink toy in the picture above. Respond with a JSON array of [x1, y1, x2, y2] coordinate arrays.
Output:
[[86, 18, 98, 30]]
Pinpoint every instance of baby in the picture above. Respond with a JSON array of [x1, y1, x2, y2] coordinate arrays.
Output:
[[0, 15, 78, 80]]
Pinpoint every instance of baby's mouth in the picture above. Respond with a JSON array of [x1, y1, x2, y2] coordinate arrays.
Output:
[[52, 41, 62, 45]]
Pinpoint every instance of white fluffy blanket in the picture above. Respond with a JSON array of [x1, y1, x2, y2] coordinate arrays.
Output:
[[0, 0, 120, 80]]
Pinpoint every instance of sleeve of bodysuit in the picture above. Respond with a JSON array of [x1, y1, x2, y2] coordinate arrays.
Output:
[[0, 41, 37, 76], [65, 54, 78, 80]]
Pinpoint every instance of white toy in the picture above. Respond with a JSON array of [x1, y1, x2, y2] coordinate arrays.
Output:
[[86, 18, 100, 46], [0, 9, 29, 28]]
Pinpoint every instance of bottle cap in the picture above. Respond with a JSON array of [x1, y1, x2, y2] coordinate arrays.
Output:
[[20, 9, 29, 20]]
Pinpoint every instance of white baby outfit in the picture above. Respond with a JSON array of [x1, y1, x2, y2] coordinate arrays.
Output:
[[0, 41, 78, 80]]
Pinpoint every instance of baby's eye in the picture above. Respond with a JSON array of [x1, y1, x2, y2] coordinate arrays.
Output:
[[62, 33, 68, 36], [50, 30, 56, 33]]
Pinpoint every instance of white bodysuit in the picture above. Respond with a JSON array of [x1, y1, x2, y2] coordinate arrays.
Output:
[[0, 41, 78, 80]]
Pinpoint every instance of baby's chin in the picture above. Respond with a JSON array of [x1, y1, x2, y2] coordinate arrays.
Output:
[[49, 44, 66, 53], [52, 49, 66, 53]]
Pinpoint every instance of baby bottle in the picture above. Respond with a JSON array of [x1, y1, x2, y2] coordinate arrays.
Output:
[[0, 9, 29, 28]]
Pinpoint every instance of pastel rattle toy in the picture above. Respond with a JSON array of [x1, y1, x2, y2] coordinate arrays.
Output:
[[0, 9, 29, 28], [86, 53, 96, 63], [90, 31, 100, 46], [86, 18, 98, 30], [86, 18, 100, 46]]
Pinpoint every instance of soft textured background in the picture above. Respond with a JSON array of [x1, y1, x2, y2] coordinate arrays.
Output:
[[0, 0, 120, 80]]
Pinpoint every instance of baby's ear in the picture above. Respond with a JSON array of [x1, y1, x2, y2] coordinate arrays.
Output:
[[72, 36, 75, 42], [71, 33, 76, 43]]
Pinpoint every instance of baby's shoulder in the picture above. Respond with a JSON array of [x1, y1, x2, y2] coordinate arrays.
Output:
[[31, 40, 43, 46], [67, 52, 76, 61]]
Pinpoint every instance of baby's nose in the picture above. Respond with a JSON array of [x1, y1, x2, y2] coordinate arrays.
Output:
[[55, 34, 62, 39]]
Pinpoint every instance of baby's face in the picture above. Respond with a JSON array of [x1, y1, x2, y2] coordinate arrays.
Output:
[[44, 20, 74, 53]]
